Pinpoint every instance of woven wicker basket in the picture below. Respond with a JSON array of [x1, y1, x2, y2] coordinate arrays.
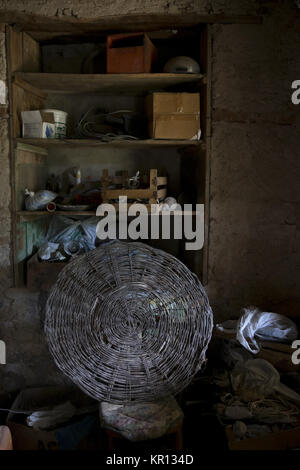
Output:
[[45, 241, 213, 403]]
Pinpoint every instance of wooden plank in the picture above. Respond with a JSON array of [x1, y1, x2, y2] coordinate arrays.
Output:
[[202, 25, 212, 286], [101, 168, 165, 202], [16, 149, 46, 165], [215, 331, 298, 356], [1, 12, 262, 37], [6, 25, 18, 285], [16, 141, 48, 155], [258, 348, 300, 372], [214, 329, 300, 372], [22, 32, 41, 72], [0, 105, 8, 117], [15, 137, 203, 148], [157, 176, 167, 185], [6, 28, 45, 286], [17, 209, 198, 220], [13, 72, 204, 94], [8, 27, 23, 73], [104, 189, 153, 199], [12, 83, 45, 137], [27, 29, 193, 43], [149, 169, 157, 205], [13, 75, 47, 99], [260, 341, 294, 354]]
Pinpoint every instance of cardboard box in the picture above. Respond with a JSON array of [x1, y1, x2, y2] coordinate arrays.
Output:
[[146, 92, 201, 140], [6, 386, 97, 450], [21, 110, 55, 139]]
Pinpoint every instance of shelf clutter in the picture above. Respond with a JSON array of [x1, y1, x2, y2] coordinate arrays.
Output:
[[15, 29, 204, 219], [20, 91, 202, 143], [101, 168, 167, 206], [11, 25, 207, 290]]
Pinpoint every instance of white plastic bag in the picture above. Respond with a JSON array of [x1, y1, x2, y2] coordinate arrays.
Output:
[[236, 306, 298, 354], [26, 401, 76, 430], [38, 242, 65, 261]]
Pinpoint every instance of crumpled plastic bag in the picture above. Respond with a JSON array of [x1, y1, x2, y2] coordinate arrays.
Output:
[[236, 306, 298, 354], [99, 396, 183, 442], [46, 215, 99, 252], [216, 306, 298, 354], [26, 401, 77, 430], [25, 188, 57, 211], [38, 242, 66, 261], [231, 358, 300, 403]]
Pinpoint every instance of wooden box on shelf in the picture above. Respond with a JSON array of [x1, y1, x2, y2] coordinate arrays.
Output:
[[107, 32, 157, 73], [101, 168, 167, 209]]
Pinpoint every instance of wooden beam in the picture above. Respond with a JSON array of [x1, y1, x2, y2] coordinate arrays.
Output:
[[22, 32, 41, 72], [1, 11, 263, 37]]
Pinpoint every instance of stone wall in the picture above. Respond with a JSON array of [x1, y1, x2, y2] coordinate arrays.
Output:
[[0, 289, 69, 392], [0, 0, 299, 392], [207, 3, 300, 319]]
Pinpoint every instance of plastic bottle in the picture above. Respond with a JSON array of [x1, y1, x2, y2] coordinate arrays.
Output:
[[76, 168, 81, 185]]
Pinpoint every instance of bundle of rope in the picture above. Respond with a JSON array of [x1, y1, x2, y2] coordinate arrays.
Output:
[[76, 109, 139, 142]]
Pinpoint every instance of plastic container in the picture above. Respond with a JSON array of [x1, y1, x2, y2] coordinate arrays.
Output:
[[43, 109, 68, 138]]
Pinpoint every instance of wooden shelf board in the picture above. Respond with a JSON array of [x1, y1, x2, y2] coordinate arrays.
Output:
[[15, 138, 204, 149], [17, 209, 199, 221], [13, 72, 204, 94]]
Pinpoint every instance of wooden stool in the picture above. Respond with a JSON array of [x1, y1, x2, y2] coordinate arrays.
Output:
[[105, 420, 183, 451]]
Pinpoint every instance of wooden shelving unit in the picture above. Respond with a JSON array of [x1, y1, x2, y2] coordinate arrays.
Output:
[[7, 23, 211, 288]]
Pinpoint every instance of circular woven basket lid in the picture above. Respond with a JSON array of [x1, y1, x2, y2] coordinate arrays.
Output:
[[45, 241, 213, 403]]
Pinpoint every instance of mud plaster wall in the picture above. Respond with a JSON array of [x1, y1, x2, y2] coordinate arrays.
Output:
[[0, 0, 299, 392], [207, 4, 300, 319]]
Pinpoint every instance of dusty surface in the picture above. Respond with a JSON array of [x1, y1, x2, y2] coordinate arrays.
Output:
[[0, 1, 299, 391], [0, 32, 12, 290], [0, 0, 260, 18]]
